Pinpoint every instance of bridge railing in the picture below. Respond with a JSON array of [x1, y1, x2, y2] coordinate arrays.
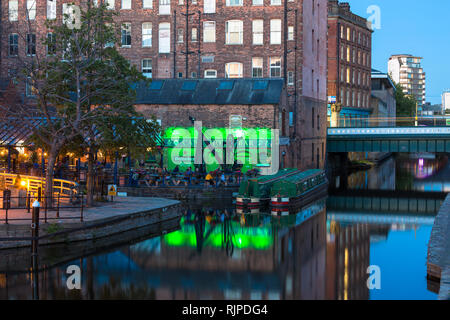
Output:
[[327, 126, 450, 136], [0, 173, 78, 198]]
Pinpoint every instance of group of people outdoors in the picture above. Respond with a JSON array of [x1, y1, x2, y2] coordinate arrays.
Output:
[[128, 164, 260, 187]]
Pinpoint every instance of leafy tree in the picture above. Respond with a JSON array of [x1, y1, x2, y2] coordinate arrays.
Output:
[[394, 82, 418, 127], [3, 3, 159, 204]]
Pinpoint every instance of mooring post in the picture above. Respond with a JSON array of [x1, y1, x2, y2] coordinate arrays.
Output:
[[31, 200, 40, 257]]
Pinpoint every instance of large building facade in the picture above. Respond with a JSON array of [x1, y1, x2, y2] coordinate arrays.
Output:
[[1, 0, 328, 170], [442, 90, 450, 114], [388, 54, 426, 112], [327, 0, 372, 128]]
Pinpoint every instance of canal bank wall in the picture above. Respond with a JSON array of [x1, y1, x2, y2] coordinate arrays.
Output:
[[0, 217, 180, 272], [0, 197, 181, 250], [427, 194, 449, 300], [118, 186, 238, 200]]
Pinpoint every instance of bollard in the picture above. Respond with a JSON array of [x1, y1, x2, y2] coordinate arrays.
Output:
[[56, 193, 60, 218], [31, 200, 40, 257], [27, 192, 31, 213]]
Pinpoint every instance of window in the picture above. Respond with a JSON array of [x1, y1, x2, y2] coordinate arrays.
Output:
[[142, 59, 152, 78], [142, 22, 152, 47], [47, 0, 56, 20], [177, 29, 184, 43], [122, 0, 131, 9], [312, 107, 315, 128], [106, 0, 115, 9], [270, 57, 281, 77], [288, 26, 294, 41], [47, 33, 56, 55], [159, 22, 170, 53], [26, 78, 36, 97], [340, 25, 344, 39], [270, 19, 282, 45], [201, 55, 214, 63], [346, 47, 350, 62], [271, 0, 281, 5], [253, 0, 263, 5], [203, 21, 216, 43], [226, 20, 243, 45], [179, 0, 184, 4], [191, 72, 197, 78], [252, 57, 263, 78], [9, 1, 18, 21], [9, 34, 18, 56], [204, 0, 215, 13], [178, 72, 183, 78], [347, 27, 350, 41], [142, 23, 152, 47], [27, 0, 36, 20], [252, 20, 263, 45], [143, 0, 152, 8], [204, 69, 217, 78], [27, 34, 36, 56], [192, 28, 198, 42], [346, 68, 350, 83], [225, 62, 243, 78], [288, 71, 294, 85], [159, 0, 170, 15], [226, 0, 242, 6], [121, 23, 131, 47]]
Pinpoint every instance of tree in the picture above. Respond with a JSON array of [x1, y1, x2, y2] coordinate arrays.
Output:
[[394, 83, 417, 127], [3, 3, 155, 203]]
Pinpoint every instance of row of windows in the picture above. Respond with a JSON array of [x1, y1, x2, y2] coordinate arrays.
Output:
[[138, 57, 283, 79], [340, 45, 370, 67], [340, 24, 370, 48], [340, 66, 370, 87], [339, 88, 370, 109], [8, 0, 292, 21]]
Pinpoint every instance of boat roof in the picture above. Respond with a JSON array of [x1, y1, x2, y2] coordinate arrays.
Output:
[[280, 169, 324, 183]]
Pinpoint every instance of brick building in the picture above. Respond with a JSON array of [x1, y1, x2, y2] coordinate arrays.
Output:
[[327, 0, 372, 128], [1, 0, 328, 170]]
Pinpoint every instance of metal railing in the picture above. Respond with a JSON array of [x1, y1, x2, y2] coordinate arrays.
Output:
[[0, 191, 85, 224], [0, 173, 78, 197]]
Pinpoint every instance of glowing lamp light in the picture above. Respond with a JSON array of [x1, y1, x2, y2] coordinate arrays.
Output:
[[419, 159, 424, 167], [20, 180, 27, 187]]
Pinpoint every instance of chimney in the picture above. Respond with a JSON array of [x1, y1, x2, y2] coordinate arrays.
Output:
[[339, 2, 351, 12]]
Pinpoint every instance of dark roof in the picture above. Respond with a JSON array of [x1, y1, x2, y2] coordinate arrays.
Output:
[[135, 78, 284, 105]]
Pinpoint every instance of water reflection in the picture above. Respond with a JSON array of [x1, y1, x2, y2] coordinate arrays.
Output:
[[0, 155, 444, 300]]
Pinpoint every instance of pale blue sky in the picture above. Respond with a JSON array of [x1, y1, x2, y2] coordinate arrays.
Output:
[[346, 0, 450, 105]]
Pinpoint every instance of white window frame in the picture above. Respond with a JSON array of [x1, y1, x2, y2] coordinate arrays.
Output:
[[47, 0, 56, 20], [226, 20, 243, 45], [252, 0, 263, 5], [106, 0, 115, 9], [143, 0, 153, 8], [204, 0, 216, 13], [252, 20, 263, 45], [270, 19, 282, 45], [191, 28, 198, 42], [203, 21, 216, 43], [204, 69, 217, 78], [269, 57, 281, 77], [288, 26, 294, 41], [142, 22, 152, 47], [225, 62, 243, 78], [159, 22, 171, 53], [288, 71, 294, 85], [9, 1, 18, 22], [121, 23, 132, 47], [122, 0, 132, 10], [26, 0, 36, 20], [252, 57, 263, 78], [271, 0, 281, 5], [226, 0, 242, 6], [159, 0, 170, 15], [142, 59, 153, 78]]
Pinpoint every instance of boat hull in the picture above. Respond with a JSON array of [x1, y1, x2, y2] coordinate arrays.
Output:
[[270, 181, 329, 208]]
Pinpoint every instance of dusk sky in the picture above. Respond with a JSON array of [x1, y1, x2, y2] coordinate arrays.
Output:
[[346, 0, 450, 105]]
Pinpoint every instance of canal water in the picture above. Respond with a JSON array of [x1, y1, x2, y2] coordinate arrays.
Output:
[[0, 154, 445, 300]]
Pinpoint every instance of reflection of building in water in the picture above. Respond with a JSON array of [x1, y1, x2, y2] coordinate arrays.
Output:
[[0, 205, 327, 300], [347, 156, 396, 190], [326, 221, 370, 300]]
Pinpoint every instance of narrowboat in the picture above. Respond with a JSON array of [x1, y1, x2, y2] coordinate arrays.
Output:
[[236, 168, 328, 210], [270, 169, 328, 208], [236, 168, 302, 208]]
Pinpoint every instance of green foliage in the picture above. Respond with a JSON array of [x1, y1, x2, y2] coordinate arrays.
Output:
[[394, 82, 417, 127]]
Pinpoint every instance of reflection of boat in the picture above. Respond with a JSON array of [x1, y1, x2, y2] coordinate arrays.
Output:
[[236, 169, 328, 210]]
